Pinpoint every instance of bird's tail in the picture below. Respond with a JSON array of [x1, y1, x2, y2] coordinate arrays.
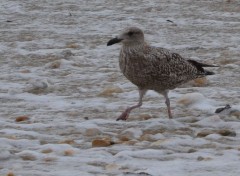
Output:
[[204, 70, 215, 75], [187, 59, 219, 68], [187, 59, 219, 76]]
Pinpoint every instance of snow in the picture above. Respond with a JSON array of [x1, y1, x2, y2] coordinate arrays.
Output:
[[1, 0, 240, 176]]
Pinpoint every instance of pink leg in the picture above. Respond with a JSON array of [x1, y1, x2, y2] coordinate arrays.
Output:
[[116, 89, 147, 121], [163, 91, 173, 119]]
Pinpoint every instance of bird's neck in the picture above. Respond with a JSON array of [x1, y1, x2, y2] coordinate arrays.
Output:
[[122, 42, 146, 54]]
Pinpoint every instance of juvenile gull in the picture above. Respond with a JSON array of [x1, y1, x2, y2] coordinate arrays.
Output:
[[107, 27, 217, 121]]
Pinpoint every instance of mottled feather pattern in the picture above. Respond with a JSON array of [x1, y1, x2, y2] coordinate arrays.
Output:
[[119, 43, 206, 91]]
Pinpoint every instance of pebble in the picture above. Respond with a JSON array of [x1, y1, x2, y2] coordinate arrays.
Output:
[[15, 116, 29, 122], [177, 92, 205, 106], [61, 49, 74, 57], [105, 164, 121, 171], [43, 157, 57, 162], [29, 79, 48, 89], [66, 43, 79, 49], [64, 149, 75, 156], [140, 134, 154, 141], [188, 148, 197, 153], [92, 139, 113, 147], [189, 77, 209, 87], [20, 69, 31, 73], [120, 128, 143, 139], [150, 139, 167, 147], [218, 129, 236, 137], [41, 148, 53, 154], [140, 133, 164, 142], [19, 152, 37, 161], [215, 104, 231, 113], [85, 128, 102, 136], [66, 111, 81, 117], [197, 156, 212, 161], [59, 139, 76, 145], [121, 140, 138, 145], [98, 85, 123, 97], [197, 129, 236, 137], [84, 116, 89, 120], [138, 114, 152, 120], [48, 60, 61, 69], [119, 135, 130, 142], [7, 172, 15, 176]]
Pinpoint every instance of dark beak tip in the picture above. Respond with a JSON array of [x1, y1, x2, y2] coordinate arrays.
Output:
[[107, 42, 112, 46], [107, 37, 122, 46]]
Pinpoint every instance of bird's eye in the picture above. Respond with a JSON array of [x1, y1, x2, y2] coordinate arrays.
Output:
[[128, 31, 134, 36]]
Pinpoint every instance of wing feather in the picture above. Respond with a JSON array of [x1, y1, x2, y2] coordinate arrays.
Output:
[[142, 47, 205, 89]]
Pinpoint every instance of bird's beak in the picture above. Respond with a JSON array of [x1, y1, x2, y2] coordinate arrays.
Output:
[[107, 37, 123, 46]]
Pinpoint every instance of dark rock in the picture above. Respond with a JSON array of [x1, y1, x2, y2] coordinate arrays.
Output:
[[215, 104, 231, 113], [218, 129, 236, 137]]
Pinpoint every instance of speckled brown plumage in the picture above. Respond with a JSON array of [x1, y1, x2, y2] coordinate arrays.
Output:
[[107, 27, 217, 120]]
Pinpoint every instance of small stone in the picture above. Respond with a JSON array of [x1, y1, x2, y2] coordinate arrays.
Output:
[[120, 128, 143, 139], [99, 86, 123, 97], [217, 129, 236, 137], [189, 77, 208, 87], [85, 128, 101, 136], [15, 116, 29, 122], [92, 139, 113, 147], [140, 132, 165, 142], [188, 148, 197, 153], [197, 156, 212, 161], [197, 156, 204, 161], [7, 135, 17, 140], [197, 129, 236, 137], [197, 131, 212, 137], [59, 139, 75, 145], [66, 43, 79, 49], [20, 69, 31, 73], [41, 148, 53, 154], [138, 114, 152, 120], [177, 93, 205, 106], [48, 60, 61, 69], [119, 135, 130, 141], [87, 161, 105, 167], [215, 104, 231, 113], [140, 134, 153, 141], [122, 140, 138, 145], [64, 149, 74, 156], [61, 50, 73, 57], [40, 140, 48, 145], [7, 172, 15, 176], [19, 153, 37, 161], [225, 146, 233, 150], [67, 111, 80, 117], [105, 163, 121, 171], [84, 116, 89, 120], [150, 139, 167, 147], [43, 157, 57, 162], [27, 79, 48, 90]]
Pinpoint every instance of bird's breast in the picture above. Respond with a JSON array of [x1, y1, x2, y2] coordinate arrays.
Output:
[[119, 51, 151, 88]]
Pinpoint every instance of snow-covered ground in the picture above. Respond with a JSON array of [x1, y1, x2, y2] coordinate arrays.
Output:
[[1, 0, 240, 175]]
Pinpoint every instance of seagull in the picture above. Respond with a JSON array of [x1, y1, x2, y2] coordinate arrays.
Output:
[[107, 27, 217, 121]]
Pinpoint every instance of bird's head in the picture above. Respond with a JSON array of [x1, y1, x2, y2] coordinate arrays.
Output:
[[107, 27, 144, 46]]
